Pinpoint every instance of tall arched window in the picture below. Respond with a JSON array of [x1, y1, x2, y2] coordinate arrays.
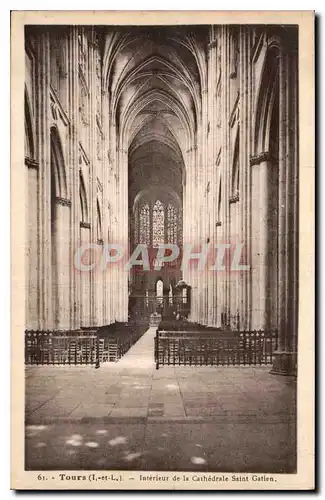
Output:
[[167, 203, 177, 244], [50, 127, 67, 200], [135, 198, 180, 246], [25, 89, 34, 160], [139, 203, 150, 245], [134, 207, 139, 244], [50, 127, 67, 327], [153, 200, 165, 245], [156, 279, 163, 304]]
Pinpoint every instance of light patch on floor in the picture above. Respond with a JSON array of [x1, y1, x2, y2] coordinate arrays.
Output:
[[66, 439, 82, 447], [26, 431, 37, 437], [109, 436, 127, 446], [34, 442, 46, 448], [191, 456, 206, 465], [165, 384, 179, 390], [26, 425, 47, 431], [85, 441, 99, 448], [119, 359, 155, 370], [71, 434, 82, 440], [96, 429, 108, 435], [124, 452, 142, 461]]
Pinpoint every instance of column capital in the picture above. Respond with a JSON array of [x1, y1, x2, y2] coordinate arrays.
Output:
[[55, 197, 72, 207], [25, 157, 39, 169], [250, 151, 275, 166]]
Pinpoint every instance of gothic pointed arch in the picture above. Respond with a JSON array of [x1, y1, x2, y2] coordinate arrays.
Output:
[[155, 277, 164, 302], [254, 45, 280, 155], [138, 202, 150, 245], [50, 126, 67, 199], [25, 87, 35, 159], [79, 171, 89, 223], [252, 42, 281, 332], [97, 198, 103, 242], [50, 125, 69, 329]]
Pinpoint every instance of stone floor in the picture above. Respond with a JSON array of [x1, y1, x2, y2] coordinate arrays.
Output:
[[25, 327, 297, 472]]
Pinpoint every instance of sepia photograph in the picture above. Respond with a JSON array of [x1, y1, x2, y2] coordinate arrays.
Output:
[[11, 10, 314, 490]]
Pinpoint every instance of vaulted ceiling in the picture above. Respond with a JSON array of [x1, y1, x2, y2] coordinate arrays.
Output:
[[102, 26, 208, 206]]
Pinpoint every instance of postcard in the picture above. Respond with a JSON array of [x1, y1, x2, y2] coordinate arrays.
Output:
[[11, 10, 314, 490]]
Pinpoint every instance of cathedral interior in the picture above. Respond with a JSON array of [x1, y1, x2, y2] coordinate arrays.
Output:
[[25, 24, 298, 377], [23, 22, 300, 473]]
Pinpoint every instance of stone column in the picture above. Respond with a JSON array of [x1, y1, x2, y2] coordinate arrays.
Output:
[[36, 31, 52, 330], [121, 147, 129, 322], [101, 88, 109, 326], [55, 199, 71, 329], [220, 26, 231, 328], [88, 30, 97, 327], [103, 90, 114, 325], [108, 118, 116, 321], [207, 33, 217, 327], [26, 158, 39, 330], [250, 156, 272, 330], [239, 27, 252, 331], [90, 31, 105, 327], [182, 150, 189, 287], [290, 45, 299, 357], [215, 28, 223, 328], [270, 43, 298, 376], [79, 223, 91, 326], [68, 26, 81, 330], [201, 86, 208, 325], [186, 145, 196, 322], [193, 145, 200, 323], [114, 146, 128, 322]]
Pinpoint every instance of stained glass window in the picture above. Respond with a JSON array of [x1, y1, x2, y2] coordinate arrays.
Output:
[[139, 203, 150, 245], [178, 207, 183, 243], [152, 200, 165, 246], [134, 207, 139, 244], [135, 198, 181, 246], [167, 203, 177, 244]]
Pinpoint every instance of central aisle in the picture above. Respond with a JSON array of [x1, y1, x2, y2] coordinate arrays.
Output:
[[115, 326, 156, 371]]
